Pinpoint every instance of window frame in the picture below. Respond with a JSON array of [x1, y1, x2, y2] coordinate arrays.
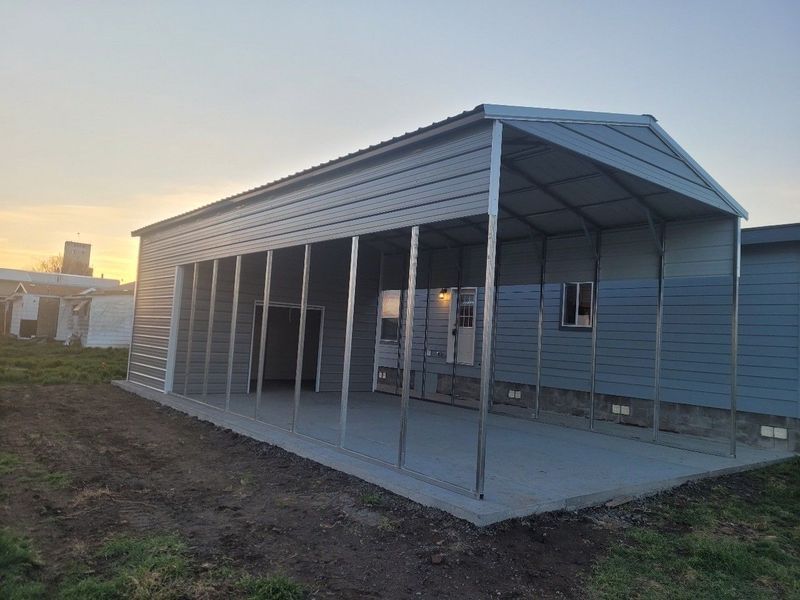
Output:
[[379, 289, 401, 343], [560, 281, 594, 329]]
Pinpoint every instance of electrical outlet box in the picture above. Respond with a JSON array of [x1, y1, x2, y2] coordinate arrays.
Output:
[[760, 425, 774, 438], [508, 390, 515, 399], [515, 390, 522, 399], [620, 405, 631, 416], [774, 427, 788, 440], [612, 404, 621, 414]]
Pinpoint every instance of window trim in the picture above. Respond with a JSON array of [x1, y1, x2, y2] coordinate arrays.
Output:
[[379, 289, 401, 343], [560, 281, 594, 330]]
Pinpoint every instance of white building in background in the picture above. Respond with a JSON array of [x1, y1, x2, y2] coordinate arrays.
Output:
[[58, 282, 135, 348], [0, 268, 133, 347]]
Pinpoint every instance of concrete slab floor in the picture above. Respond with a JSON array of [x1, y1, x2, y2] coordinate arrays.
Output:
[[114, 381, 794, 526]]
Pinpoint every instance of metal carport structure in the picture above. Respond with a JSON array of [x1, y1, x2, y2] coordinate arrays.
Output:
[[126, 104, 749, 504]]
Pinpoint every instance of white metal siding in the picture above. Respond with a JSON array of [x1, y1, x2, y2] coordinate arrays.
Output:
[[86, 296, 134, 348]]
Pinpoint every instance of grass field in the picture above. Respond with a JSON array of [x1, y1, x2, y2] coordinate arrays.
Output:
[[0, 337, 127, 384], [0, 336, 797, 598], [589, 459, 800, 599]]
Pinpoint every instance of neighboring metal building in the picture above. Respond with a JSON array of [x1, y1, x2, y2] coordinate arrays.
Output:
[[121, 104, 795, 508]]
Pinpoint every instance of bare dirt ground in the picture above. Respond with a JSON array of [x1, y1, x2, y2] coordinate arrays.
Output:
[[0, 384, 615, 599]]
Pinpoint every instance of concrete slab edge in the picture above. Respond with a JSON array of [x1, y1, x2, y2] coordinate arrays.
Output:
[[113, 381, 498, 525], [113, 381, 795, 527]]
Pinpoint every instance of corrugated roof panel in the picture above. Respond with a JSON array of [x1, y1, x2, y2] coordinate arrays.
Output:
[[609, 124, 677, 156], [502, 119, 744, 218], [559, 122, 706, 185]]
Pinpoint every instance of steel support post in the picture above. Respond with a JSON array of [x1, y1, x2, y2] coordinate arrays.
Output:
[[450, 247, 464, 404], [397, 226, 419, 468], [255, 251, 273, 419], [475, 119, 503, 499], [652, 225, 666, 441], [339, 236, 359, 447], [183, 262, 200, 395], [475, 214, 499, 499], [420, 250, 433, 400], [534, 238, 547, 417], [127, 239, 142, 384], [164, 266, 185, 394], [488, 244, 502, 411], [202, 259, 219, 397], [371, 252, 385, 392], [730, 218, 741, 457], [292, 244, 312, 432], [394, 252, 409, 396], [225, 256, 242, 411], [589, 233, 601, 431]]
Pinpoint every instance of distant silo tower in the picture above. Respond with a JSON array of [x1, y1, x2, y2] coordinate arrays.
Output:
[[62, 241, 93, 276]]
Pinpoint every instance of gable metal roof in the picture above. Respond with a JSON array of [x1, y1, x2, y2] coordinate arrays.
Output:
[[133, 103, 745, 237], [486, 104, 746, 219]]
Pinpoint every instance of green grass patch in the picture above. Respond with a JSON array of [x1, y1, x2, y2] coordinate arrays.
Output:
[[0, 452, 22, 475], [54, 533, 307, 599], [0, 528, 46, 599], [236, 573, 307, 600], [0, 337, 127, 385], [589, 458, 800, 599], [60, 534, 190, 599], [359, 491, 384, 507], [0, 451, 71, 490]]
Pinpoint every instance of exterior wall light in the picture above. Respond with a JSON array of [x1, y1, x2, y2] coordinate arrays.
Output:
[[439, 288, 448, 300]]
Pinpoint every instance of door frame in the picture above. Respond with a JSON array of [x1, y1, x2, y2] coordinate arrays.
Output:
[[247, 300, 326, 394], [447, 286, 477, 366]]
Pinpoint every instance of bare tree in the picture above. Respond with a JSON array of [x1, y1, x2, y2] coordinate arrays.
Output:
[[31, 254, 64, 273]]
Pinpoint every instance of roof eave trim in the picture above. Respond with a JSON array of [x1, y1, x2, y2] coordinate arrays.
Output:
[[482, 103, 655, 126]]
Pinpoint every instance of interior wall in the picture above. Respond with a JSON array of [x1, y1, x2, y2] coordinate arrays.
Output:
[[250, 305, 321, 382]]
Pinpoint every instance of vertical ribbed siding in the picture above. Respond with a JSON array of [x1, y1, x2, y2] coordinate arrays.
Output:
[[128, 236, 174, 389]]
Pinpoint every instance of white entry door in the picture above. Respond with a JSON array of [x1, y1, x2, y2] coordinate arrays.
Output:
[[446, 287, 476, 365]]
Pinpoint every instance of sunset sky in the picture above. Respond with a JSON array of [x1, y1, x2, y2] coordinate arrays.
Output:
[[1, 1, 798, 283]]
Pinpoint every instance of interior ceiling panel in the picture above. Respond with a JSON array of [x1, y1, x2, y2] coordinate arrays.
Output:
[[547, 177, 627, 207], [502, 119, 742, 217], [581, 198, 648, 228], [497, 119, 743, 237], [523, 210, 586, 235], [508, 148, 598, 186], [499, 189, 564, 214]]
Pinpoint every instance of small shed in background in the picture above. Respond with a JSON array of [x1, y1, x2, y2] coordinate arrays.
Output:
[[58, 282, 135, 348]]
